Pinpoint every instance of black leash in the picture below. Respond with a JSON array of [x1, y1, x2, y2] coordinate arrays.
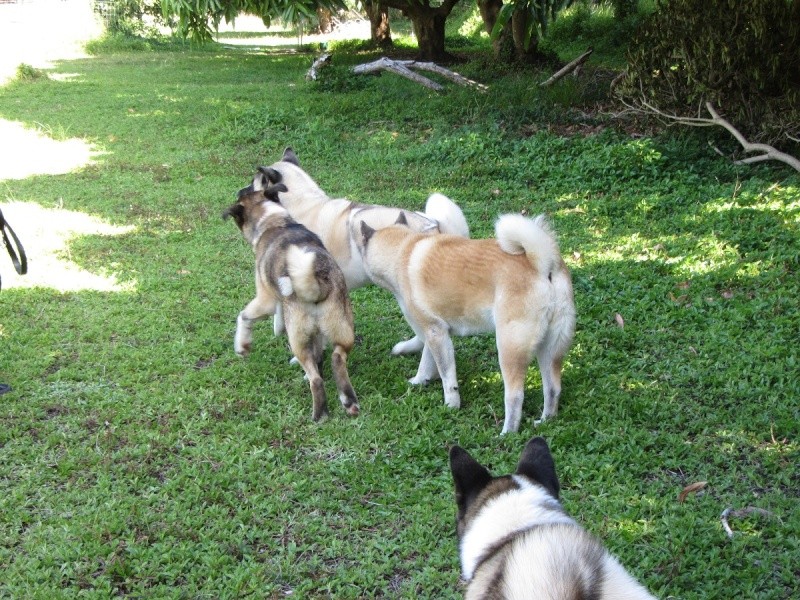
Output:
[[0, 206, 28, 291]]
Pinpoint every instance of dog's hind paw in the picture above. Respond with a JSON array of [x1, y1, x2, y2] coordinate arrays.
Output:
[[392, 336, 424, 355]]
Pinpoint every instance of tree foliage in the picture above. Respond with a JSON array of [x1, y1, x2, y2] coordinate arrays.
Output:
[[490, 0, 568, 47], [620, 0, 800, 145], [160, 0, 346, 43]]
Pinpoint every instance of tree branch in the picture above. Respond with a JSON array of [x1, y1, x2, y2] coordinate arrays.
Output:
[[540, 48, 593, 87], [351, 57, 487, 92], [619, 97, 800, 173]]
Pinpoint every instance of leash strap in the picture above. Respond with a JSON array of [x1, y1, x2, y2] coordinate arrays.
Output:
[[0, 207, 28, 291]]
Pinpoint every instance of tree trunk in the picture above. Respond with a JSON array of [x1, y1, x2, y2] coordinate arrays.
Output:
[[409, 10, 450, 61], [316, 8, 333, 34], [477, 0, 513, 60], [383, 0, 462, 62], [366, 2, 393, 48]]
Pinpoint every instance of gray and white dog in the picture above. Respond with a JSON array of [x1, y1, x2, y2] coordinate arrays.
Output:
[[450, 437, 656, 600], [224, 175, 359, 421]]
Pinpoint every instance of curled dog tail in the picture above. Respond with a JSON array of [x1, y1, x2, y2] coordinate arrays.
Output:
[[282, 245, 327, 303], [495, 214, 560, 278], [424, 193, 470, 238]]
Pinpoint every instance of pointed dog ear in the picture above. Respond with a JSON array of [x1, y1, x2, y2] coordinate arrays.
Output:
[[256, 166, 282, 185], [449, 445, 492, 514], [282, 147, 300, 166], [395, 211, 408, 226], [222, 203, 245, 228], [360, 220, 376, 246], [516, 437, 560, 500], [264, 183, 288, 202]]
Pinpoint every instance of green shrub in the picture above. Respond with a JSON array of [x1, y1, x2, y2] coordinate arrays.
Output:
[[620, 0, 800, 147], [15, 63, 48, 81]]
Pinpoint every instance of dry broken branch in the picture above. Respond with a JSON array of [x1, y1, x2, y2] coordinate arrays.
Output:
[[540, 48, 593, 87], [306, 53, 332, 81], [703, 103, 800, 172], [720, 506, 776, 539], [621, 98, 800, 173], [351, 57, 487, 92]]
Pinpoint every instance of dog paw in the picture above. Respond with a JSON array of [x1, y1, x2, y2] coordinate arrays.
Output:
[[408, 376, 429, 386], [445, 398, 461, 409], [346, 403, 360, 417], [235, 342, 251, 357]]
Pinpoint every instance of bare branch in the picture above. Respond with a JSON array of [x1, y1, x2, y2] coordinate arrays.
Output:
[[351, 57, 487, 92], [720, 506, 776, 539], [619, 96, 800, 172], [540, 48, 593, 88], [703, 102, 800, 172], [306, 53, 332, 81]]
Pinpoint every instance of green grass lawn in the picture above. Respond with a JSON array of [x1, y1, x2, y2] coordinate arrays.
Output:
[[0, 27, 798, 599]]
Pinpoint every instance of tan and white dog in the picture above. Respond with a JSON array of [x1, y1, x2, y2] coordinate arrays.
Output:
[[254, 147, 470, 352], [223, 176, 359, 421], [353, 212, 575, 433], [450, 437, 657, 600]]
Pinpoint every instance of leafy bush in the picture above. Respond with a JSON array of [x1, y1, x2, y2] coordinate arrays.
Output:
[[93, 0, 169, 37], [620, 0, 800, 146], [15, 63, 49, 81]]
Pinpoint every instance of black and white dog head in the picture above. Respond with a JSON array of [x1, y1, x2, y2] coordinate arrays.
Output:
[[449, 436, 561, 540], [222, 168, 288, 238]]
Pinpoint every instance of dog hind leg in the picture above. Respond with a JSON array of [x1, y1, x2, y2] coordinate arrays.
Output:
[[391, 334, 425, 355], [289, 328, 329, 421], [535, 351, 563, 426], [273, 304, 286, 336], [331, 344, 359, 416], [497, 333, 536, 434], [408, 343, 441, 385], [422, 324, 460, 409]]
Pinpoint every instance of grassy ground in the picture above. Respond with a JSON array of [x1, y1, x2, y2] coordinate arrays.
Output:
[[0, 13, 798, 599]]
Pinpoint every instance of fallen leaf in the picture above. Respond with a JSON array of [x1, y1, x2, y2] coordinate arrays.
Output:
[[721, 290, 734, 299], [678, 481, 707, 503], [676, 280, 690, 289], [614, 313, 624, 328]]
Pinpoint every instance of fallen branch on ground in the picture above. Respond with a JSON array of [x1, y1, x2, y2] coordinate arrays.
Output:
[[540, 48, 593, 87], [351, 57, 487, 92], [306, 53, 332, 81], [623, 99, 800, 173], [720, 506, 776, 539]]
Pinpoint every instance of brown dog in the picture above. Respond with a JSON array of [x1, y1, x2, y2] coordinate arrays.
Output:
[[353, 212, 575, 433], [224, 175, 358, 421]]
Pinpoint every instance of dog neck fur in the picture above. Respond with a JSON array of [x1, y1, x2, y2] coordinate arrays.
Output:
[[460, 475, 575, 581]]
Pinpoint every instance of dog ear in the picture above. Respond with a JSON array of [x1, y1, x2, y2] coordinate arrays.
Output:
[[264, 183, 288, 202], [282, 147, 300, 166], [222, 203, 245, 228], [360, 220, 376, 246], [449, 445, 493, 514], [515, 437, 560, 500], [395, 211, 408, 226], [257, 166, 282, 183]]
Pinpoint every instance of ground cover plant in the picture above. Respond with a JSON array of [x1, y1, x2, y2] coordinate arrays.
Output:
[[1, 20, 798, 599]]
